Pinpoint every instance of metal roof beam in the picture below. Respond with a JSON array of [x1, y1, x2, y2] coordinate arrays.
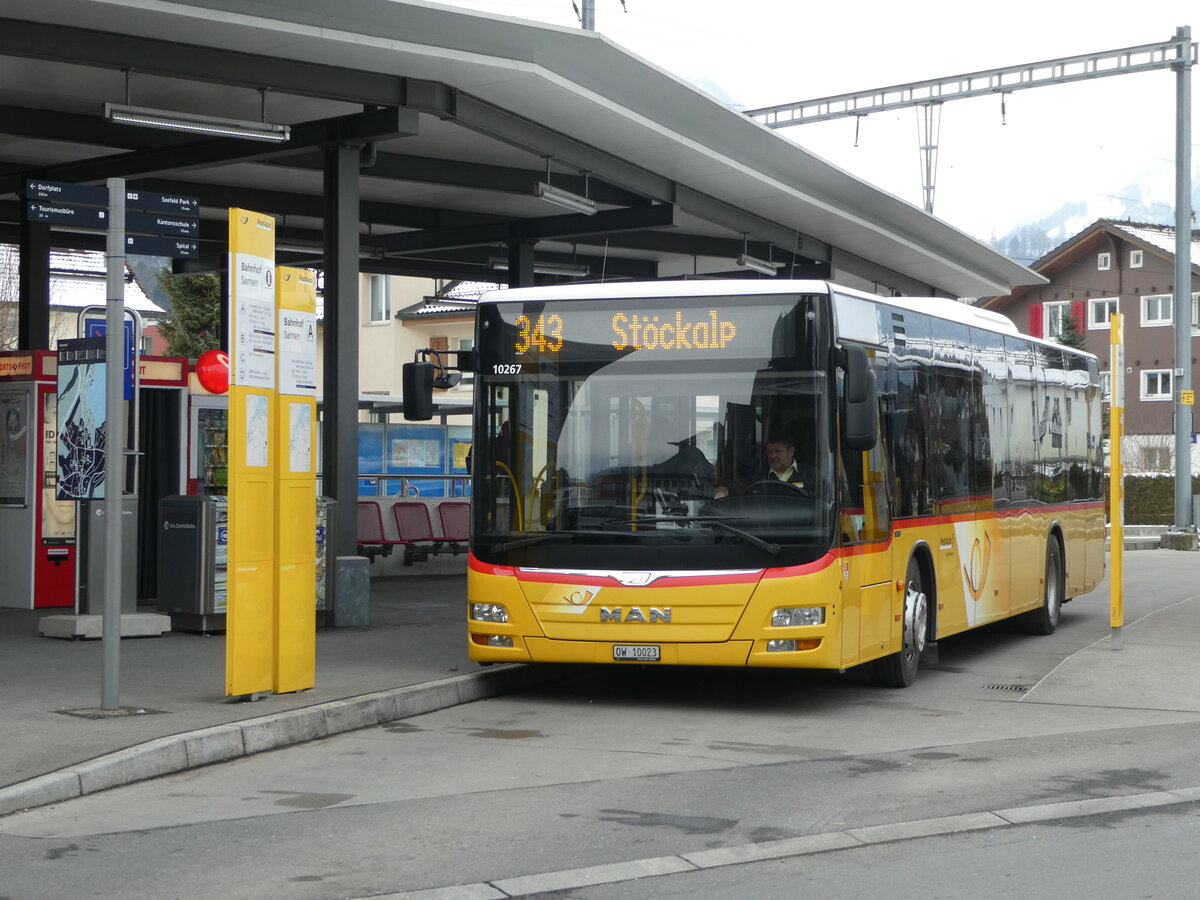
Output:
[[134, 178, 507, 232], [0, 18, 407, 105], [0, 106, 419, 194], [438, 90, 829, 256], [361, 252, 656, 282], [275, 149, 647, 207], [372, 203, 678, 254], [674, 186, 829, 261], [572, 229, 804, 262], [440, 89, 675, 203]]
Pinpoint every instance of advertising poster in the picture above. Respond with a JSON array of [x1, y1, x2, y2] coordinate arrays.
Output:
[[41, 392, 75, 540], [0, 391, 28, 506]]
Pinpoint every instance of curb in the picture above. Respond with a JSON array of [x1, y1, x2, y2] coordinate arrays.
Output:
[[0, 664, 566, 818], [367, 787, 1200, 899]]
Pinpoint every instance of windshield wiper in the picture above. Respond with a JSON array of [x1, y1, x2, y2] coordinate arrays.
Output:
[[604, 515, 781, 555], [491, 529, 685, 553], [490, 532, 575, 553]]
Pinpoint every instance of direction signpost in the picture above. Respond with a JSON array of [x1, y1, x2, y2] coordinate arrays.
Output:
[[25, 178, 199, 711], [23, 179, 200, 257], [25, 202, 108, 229]]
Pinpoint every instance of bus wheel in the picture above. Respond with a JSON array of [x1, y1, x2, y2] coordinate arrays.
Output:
[[872, 556, 928, 688], [1023, 538, 1063, 635]]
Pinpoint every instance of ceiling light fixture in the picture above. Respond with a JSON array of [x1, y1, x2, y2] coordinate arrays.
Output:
[[535, 181, 598, 215], [737, 252, 779, 276], [736, 234, 779, 276], [488, 258, 590, 277], [535, 158, 597, 215], [104, 103, 292, 142]]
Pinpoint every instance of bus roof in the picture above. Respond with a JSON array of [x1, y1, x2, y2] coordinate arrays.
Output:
[[476, 279, 836, 304]]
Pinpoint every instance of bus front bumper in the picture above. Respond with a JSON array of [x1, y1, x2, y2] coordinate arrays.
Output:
[[468, 635, 837, 668]]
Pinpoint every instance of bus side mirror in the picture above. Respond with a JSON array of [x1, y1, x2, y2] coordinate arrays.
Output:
[[840, 344, 877, 451], [402, 361, 435, 420]]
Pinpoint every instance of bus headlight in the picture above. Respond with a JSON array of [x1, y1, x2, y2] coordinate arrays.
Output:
[[471, 603, 510, 623], [766, 638, 821, 652], [772, 606, 825, 627]]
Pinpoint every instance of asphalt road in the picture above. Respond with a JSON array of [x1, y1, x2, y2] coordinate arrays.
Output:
[[3, 551, 1199, 900], [558, 803, 1200, 900]]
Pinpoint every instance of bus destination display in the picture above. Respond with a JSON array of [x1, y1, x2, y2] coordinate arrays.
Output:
[[512, 309, 737, 355]]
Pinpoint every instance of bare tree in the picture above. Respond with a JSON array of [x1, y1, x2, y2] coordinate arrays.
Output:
[[1121, 433, 1173, 475], [0, 245, 17, 350]]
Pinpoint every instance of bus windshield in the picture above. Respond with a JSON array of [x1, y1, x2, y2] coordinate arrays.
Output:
[[473, 292, 837, 570]]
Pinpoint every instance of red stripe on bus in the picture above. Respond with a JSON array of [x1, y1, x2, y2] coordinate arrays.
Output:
[[468, 553, 515, 578], [513, 568, 764, 588], [761, 553, 838, 579]]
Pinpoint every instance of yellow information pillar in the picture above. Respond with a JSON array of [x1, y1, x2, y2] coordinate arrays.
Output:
[[226, 209, 278, 696], [274, 267, 318, 693], [1110, 312, 1124, 648]]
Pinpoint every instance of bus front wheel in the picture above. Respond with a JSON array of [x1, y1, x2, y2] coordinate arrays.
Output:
[[871, 556, 928, 688], [1022, 538, 1063, 635]]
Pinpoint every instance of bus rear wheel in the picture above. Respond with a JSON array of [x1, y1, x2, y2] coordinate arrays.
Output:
[[1022, 538, 1063, 635], [871, 556, 927, 688]]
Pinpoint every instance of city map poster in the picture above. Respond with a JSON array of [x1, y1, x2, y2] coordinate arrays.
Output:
[[0, 391, 29, 506], [55, 337, 107, 501]]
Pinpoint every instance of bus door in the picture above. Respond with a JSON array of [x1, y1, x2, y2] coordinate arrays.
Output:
[[973, 328, 1011, 624], [838, 350, 895, 666], [929, 321, 982, 632], [1004, 335, 1040, 613]]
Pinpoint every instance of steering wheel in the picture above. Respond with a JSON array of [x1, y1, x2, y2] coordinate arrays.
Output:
[[744, 479, 813, 498]]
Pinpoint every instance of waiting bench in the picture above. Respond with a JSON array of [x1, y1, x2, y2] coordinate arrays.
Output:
[[357, 499, 470, 565]]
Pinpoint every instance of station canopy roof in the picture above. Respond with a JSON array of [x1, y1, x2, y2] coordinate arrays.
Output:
[[0, 0, 1042, 298]]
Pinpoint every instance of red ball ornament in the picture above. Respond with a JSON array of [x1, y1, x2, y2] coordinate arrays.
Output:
[[196, 349, 230, 394]]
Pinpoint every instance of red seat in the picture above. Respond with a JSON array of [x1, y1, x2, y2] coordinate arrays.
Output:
[[393, 501, 439, 564], [438, 501, 470, 554], [357, 500, 403, 561]]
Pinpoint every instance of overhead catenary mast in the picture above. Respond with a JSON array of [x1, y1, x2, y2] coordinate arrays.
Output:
[[575, 0, 626, 31], [747, 29, 1197, 534]]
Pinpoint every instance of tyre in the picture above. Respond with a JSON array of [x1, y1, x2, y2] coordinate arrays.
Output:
[[871, 555, 928, 688], [1022, 537, 1063, 635]]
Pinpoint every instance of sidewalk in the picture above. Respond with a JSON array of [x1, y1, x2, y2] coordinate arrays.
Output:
[[0, 570, 567, 816]]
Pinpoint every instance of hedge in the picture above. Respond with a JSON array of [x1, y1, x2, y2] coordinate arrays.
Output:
[[1107, 474, 1200, 524]]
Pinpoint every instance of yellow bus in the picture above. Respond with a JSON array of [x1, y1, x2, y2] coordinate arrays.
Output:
[[440, 281, 1104, 686]]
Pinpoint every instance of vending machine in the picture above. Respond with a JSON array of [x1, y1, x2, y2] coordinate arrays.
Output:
[[189, 394, 229, 496]]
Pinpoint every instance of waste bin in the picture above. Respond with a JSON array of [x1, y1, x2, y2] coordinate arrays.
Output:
[[157, 494, 227, 632], [77, 496, 138, 615]]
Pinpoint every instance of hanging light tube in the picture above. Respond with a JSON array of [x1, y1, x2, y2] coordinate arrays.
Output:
[[103, 103, 291, 143], [736, 233, 779, 276], [736, 252, 780, 276], [488, 257, 590, 277], [535, 181, 597, 215]]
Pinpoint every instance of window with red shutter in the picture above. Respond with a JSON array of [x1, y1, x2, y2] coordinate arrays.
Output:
[[1029, 303, 1043, 338]]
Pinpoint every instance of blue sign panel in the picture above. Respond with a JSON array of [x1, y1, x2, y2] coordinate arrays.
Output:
[[83, 318, 135, 401]]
